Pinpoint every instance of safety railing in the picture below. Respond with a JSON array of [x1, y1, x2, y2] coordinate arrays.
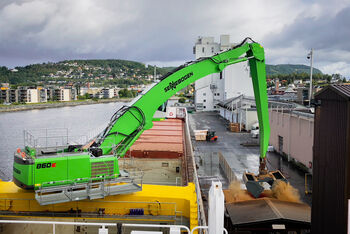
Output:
[[191, 226, 228, 234], [0, 220, 115, 234], [35, 169, 144, 205], [123, 223, 190, 233], [0, 199, 180, 221], [23, 128, 88, 151], [183, 107, 207, 230], [0, 221, 228, 234], [0, 220, 207, 234], [39, 168, 142, 188]]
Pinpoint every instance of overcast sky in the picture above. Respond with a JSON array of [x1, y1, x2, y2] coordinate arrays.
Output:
[[0, 0, 349, 77]]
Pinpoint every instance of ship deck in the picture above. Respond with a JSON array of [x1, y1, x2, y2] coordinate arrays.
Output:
[[0, 113, 203, 233]]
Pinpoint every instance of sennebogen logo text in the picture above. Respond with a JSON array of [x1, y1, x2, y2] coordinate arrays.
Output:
[[164, 72, 193, 92]]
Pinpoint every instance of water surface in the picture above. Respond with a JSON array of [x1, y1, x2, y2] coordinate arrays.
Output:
[[0, 102, 123, 180]]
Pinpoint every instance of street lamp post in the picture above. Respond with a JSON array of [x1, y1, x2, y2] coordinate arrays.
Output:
[[154, 65, 157, 82], [307, 48, 314, 107]]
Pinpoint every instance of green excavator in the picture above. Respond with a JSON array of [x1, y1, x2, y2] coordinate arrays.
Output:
[[12, 38, 285, 205]]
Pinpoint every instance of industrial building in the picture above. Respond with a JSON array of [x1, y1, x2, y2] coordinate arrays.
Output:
[[193, 35, 253, 111], [217, 95, 258, 131], [269, 105, 314, 172], [218, 96, 314, 172]]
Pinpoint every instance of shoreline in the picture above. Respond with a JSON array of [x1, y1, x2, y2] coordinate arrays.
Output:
[[0, 98, 132, 113]]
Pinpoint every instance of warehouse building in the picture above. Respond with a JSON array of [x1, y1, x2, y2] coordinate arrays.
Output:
[[218, 96, 314, 172], [217, 95, 258, 131], [269, 104, 313, 172]]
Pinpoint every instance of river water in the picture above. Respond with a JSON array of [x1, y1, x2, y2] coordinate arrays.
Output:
[[0, 102, 124, 181]]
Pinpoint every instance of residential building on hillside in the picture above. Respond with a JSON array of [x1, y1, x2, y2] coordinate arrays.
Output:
[[59, 88, 77, 101], [0, 87, 48, 103], [193, 35, 253, 111], [0, 87, 9, 102], [79, 87, 101, 97], [26, 89, 39, 103], [8, 89, 17, 103], [98, 88, 120, 99], [38, 88, 48, 102], [47, 88, 77, 101], [17, 87, 27, 103]]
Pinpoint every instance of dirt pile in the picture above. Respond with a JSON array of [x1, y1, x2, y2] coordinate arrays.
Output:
[[225, 180, 301, 203], [271, 180, 301, 203], [225, 180, 254, 202]]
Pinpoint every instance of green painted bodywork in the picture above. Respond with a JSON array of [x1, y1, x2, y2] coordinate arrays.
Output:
[[13, 153, 118, 189], [99, 42, 270, 159], [13, 40, 270, 190], [13, 162, 34, 187]]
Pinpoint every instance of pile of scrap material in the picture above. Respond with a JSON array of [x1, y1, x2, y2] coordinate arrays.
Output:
[[224, 181, 311, 232], [225, 180, 301, 203]]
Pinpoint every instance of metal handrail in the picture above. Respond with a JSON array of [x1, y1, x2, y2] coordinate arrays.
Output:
[[1, 198, 179, 216], [0, 220, 210, 234], [123, 223, 190, 233], [184, 107, 207, 228], [38, 170, 144, 189], [35, 169, 144, 204], [191, 226, 228, 234], [0, 220, 115, 234]]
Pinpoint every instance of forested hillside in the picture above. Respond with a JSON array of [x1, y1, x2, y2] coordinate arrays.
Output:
[[0, 59, 327, 87], [266, 64, 322, 76]]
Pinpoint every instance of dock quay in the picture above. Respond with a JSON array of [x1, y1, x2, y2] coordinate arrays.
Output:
[[189, 111, 311, 232], [189, 111, 312, 205]]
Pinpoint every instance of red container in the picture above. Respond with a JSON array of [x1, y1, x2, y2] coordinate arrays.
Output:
[[126, 119, 184, 158]]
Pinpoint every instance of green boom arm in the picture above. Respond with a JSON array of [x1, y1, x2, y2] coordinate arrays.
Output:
[[96, 39, 270, 159]]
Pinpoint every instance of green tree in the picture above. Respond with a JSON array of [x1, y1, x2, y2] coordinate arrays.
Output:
[[179, 97, 186, 103], [78, 93, 91, 100], [119, 88, 134, 98]]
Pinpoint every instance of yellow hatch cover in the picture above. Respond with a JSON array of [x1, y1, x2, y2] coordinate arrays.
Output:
[[0, 180, 198, 230]]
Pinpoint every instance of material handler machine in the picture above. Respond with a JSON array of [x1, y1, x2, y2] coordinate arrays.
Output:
[[13, 38, 285, 205]]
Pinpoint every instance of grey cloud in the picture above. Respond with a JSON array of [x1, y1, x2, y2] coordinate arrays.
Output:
[[263, 5, 350, 76], [266, 6, 350, 51], [0, 0, 349, 77]]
